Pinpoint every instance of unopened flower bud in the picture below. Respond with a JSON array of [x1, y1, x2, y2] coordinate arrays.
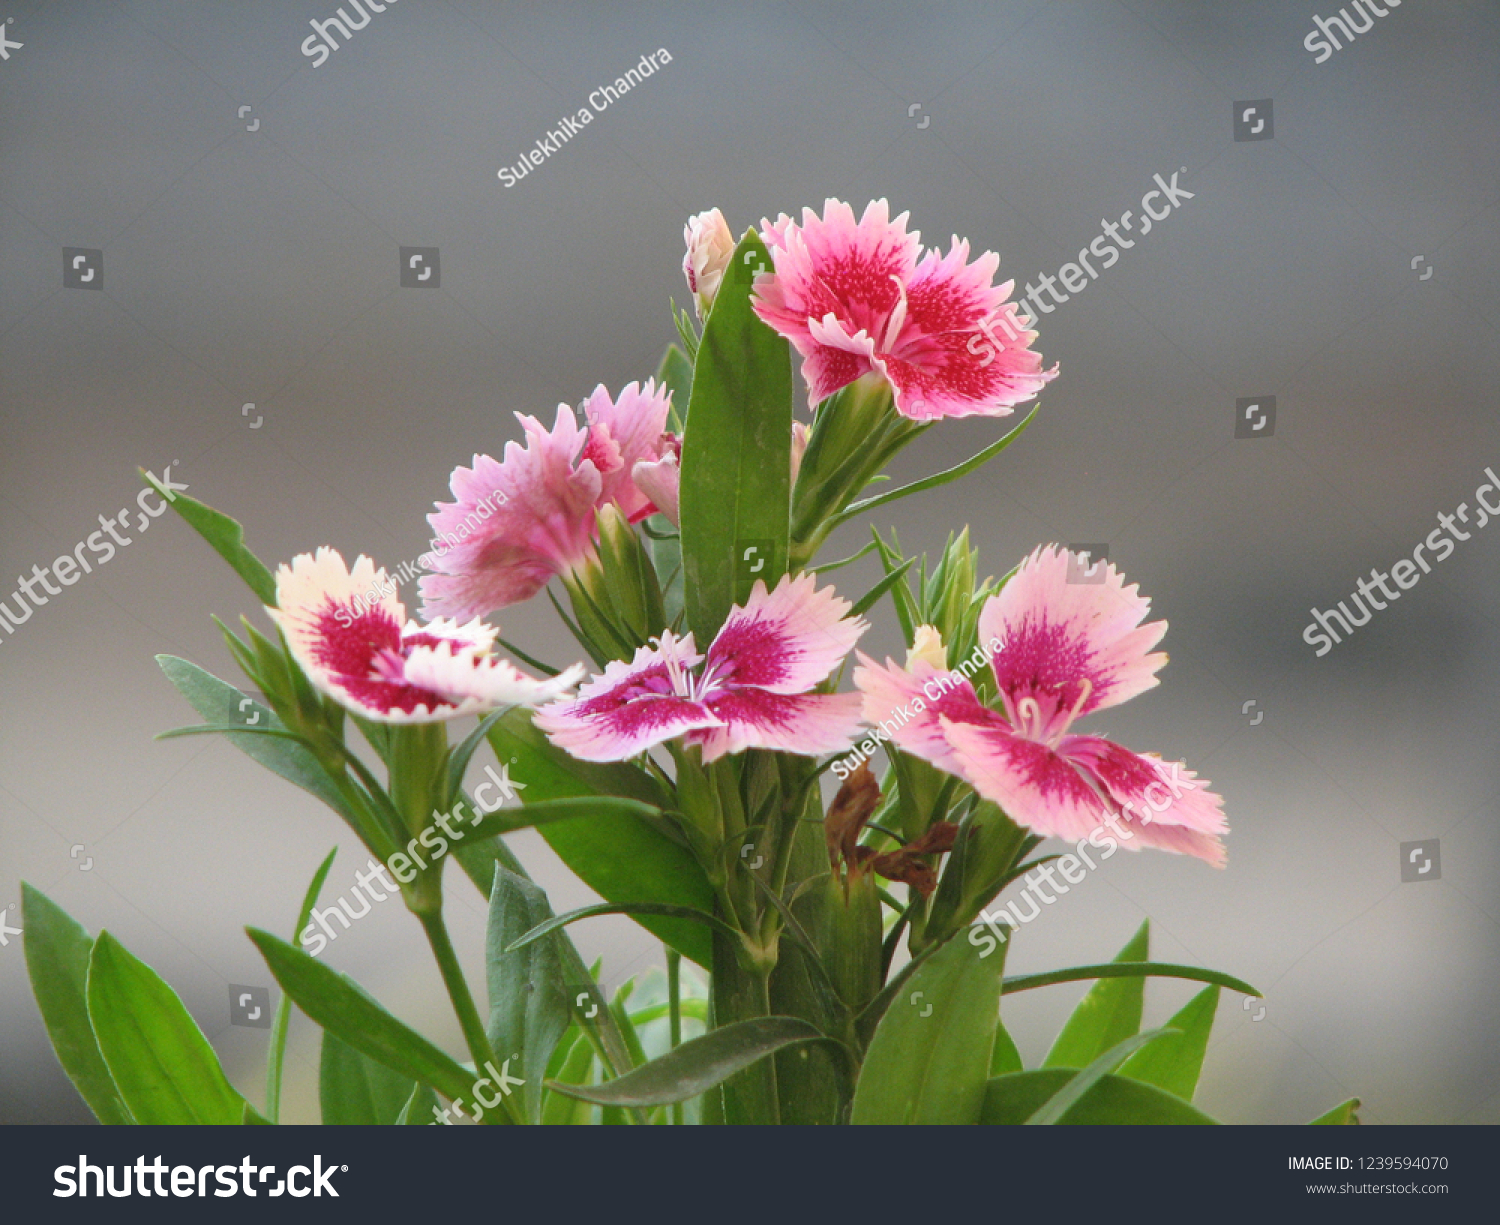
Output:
[[682, 208, 735, 319], [906, 625, 948, 671]]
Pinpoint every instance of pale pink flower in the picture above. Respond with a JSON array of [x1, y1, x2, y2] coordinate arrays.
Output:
[[630, 436, 682, 529], [420, 381, 676, 620], [270, 548, 581, 723], [683, 208, 736, 318], [855, 546, 1226, 865], [535, 573, 867, 762], [632, 423, 811, 530], [752, 199, 1057, 420]]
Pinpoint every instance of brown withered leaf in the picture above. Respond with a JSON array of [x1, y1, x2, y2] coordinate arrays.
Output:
[[824, 761, 881, 869], [869, 821, 961, 898], [869, 851, 938, 897]]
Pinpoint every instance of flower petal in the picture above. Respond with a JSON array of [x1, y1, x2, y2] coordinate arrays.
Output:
[[581, 380, 675, 523], [852, 651, 991, 774], [533, 632, 716, 761], [1059, 736, 1227, 867], [753, 199, 922, 406], [707, 572, 867, 694], [979, 544, 1167, 737], [631, 452, 680, 528], [873, 242, 1057, 420], [692, 689, 864, 762], [269, 548, 403, 688], [420, 407, 602, 621], [937, 715, 1113, 843], [404, 641, 585, 711]]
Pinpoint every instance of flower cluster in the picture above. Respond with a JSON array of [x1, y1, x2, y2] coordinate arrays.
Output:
[[259, 200, 1218, 871]]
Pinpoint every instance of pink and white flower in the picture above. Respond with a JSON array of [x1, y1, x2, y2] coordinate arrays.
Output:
[[271, 548, 581, 723], [535, 573, 867, 762], [751, 199, 1057, 420], [855, 546, 1227, 865], [683, 207, 736, 319], [420, 381, 677, 621]]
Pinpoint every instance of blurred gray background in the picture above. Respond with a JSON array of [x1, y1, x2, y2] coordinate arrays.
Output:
[[2, 0, 1497, 1125]]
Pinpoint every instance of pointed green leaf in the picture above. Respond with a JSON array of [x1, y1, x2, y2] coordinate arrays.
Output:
[[981, 1068, 1218, 1125], [394, 1082, 440, 1124], [487, 710, 714, 965], [851, 928, 1007, 1125], [504, 902, 742, 954], [679, 229, 792, 638], [1004, 962, 1259, 999], [21, 884, 134, 1125], [546, 1018, 824, 1108], [86, 932, 245, 1125], [267, 847, 338, 1122], [990, 1017, 1023, 1077], [655, 342, 694, 431], [320, 1030, 418, 1125], [542, 1030, 598, 1125], [1310, 1097, 1361, 1125], [485, 868, 573, 1124], [467, 795, 669, 841], [1042, 920, 1150, 1069], [1029, 1028, 1176, 1124], [829, 406, 1036, 530], [156, 656, 356, 823], [1118, 985, 1219, 1100], [145, 476, 277, 605], [246, 928, 475, 1104]]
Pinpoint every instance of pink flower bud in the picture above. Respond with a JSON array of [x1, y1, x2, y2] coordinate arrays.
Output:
[[682, 208, 735, 319]]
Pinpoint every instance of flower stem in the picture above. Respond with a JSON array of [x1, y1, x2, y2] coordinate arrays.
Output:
[[419, 907, 520, 1125], [667, 949, 684, 1126]]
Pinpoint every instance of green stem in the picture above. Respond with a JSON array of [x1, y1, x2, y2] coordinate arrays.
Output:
[[667, 949, 684, 1126], [710, 925, 779, 1124], [419, 907, 520, 1125], [265, 999, 291, 1123]]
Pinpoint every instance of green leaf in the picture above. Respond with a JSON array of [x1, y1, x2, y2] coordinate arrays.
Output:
[[546, 1018, 825, 1108], [394, 1082, 440, 1124], [829, 405, 1036, 530], [655, 342, 694, 432], [246, 928, 475, 1105], [981, 1067, 1219, 1125], [267, 847, 338, 1123], [155, 656, 356, 824], [851, 928, 1007, 1125], [679, 229, 793, 639], [485, 868, 573, 1125], [990, 1017, 1023, 1077], [487, 710, 714, 965], [21, 884, 134, 1125], [443, 709, 512, 808], [145, 475, 277, 605], [242, 1102, 273, 1124], [504, 902, 743, 955], [468, 794, 671, 841], [849, 555, 917, 619], [320, 1030, 419, 1125], [1043, 920, 1150, 1069], [1005, 962, 1259, 1000], [1117, 985, 1219, 1100], [1310, 1097, 1361, 1125], [1028, 1028, 1176, 1124], [542, 1030, 598, 1125], [86, 932, 245, 1125]]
